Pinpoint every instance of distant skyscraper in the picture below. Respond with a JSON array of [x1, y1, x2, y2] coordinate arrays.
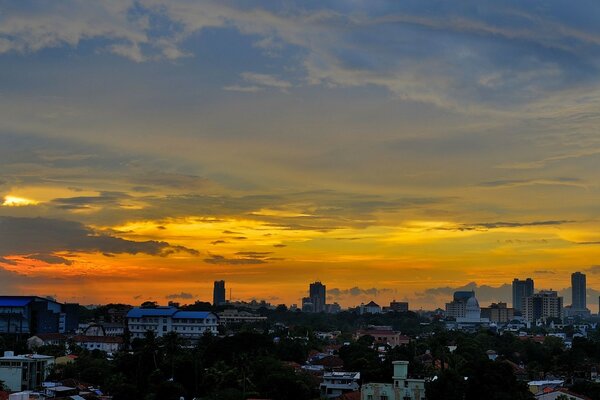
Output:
[[523, 290, 563, 323], [309, 281, 326, 313], [572, 272, 587, 310], [213, 280, 226, 306], [512, 278, 534, 312]]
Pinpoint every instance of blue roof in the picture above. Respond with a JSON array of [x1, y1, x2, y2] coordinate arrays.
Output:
[[126, 307, 177, 318], [0, 297, 34, 307], [173, 311, 215, 319]]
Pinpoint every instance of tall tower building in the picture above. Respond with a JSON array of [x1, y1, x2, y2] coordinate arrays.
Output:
[[523, 290, 563, 323], [213, 280, 226, 306], [572, 272, 587, 310], [309, 281, 326, 313], [512, 278, 534, 313]]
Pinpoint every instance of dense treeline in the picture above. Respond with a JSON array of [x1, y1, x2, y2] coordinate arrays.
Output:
[[5, 310, 600, 399]]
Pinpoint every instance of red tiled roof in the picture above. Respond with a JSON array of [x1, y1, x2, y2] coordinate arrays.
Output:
[[72, 335, 123, 344], [337, 391, 361, 400], [34, 333, 67, 341]]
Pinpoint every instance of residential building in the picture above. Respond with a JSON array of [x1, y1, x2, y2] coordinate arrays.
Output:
[[72, 335, 123, 353], [0, 296, 79, 335], [513, 278, 534, 313], [360, 301, 382, 314], [534, 388, 591, 400], [0, 351, 54, 392], [26, 333, 66, 350], [523, 291, 563, 323], [571, 272, 588, 311], [302, 297, 314, 313], [361, 361, 425, 400], [325, 303, 342, 313], [213, 280, 226, 306], [388, 301, 409, 313], [310, 281, 326, 313], [481, 302, 515, 323], [445, 290, 475, 318], [320, 371, 360, 399], [355, 329, 410, 348], [217, 309, 267, 324], [127, 306, 218, 339]]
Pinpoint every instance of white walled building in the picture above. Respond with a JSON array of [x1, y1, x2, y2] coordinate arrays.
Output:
[[361, 361, 425, 400], [127, 307, 218, 339], [0, 351, 54, 392], [320, 371, 360, 399]]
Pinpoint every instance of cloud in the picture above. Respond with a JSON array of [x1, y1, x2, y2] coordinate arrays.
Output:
[[223, 85, 263, 93], [25, 253, 73, 266], [0, 216, 198, 259], [415, 282, 512, 305], [328, 287, 395, 299], [436, 220, 573, 232], [204, 254, 267, 265], [477, 177, 586, 188], [165, 292, 194, 300], [586, 265, 600, 274], [239, 72, 292, 92]]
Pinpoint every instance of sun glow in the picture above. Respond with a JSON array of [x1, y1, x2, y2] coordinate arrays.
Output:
[[2, 195, 39, 207]]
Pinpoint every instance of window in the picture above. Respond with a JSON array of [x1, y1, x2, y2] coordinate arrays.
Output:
[[380, 396, 388, 400], [367, 396, 373, 400]]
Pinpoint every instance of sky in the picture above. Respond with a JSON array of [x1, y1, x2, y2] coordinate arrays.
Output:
[[1, 0, 600, 310]]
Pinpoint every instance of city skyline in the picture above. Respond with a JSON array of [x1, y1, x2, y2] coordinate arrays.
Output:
[[1, 2, 600, 309]]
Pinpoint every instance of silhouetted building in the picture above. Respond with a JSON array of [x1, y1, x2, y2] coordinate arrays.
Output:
[[571, 272, 587, 310], [512, 278, 534, 313], [309, 281, 326, 313], [481, 302, 514, 323], [523, 290, 563, 323], [213, 280, 226, 306], [388, 301, 409, 313], [445, 290, 475, 318], [0, 296, 79, 335]]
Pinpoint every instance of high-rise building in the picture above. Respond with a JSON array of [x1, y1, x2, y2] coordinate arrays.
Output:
[[213, 280, 226, 306], [523, 290, 563, 323], [512, 278, 534, 312], [309, 281, 326, 313], [445, 290, 475, 318], [571, 272, 587, 310]]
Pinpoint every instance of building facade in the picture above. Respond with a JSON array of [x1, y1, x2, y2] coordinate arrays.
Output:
[[481, 302, 515, 323], [127, 306, 219, 339], [213, 280, 226, 306], [361, 361, 425, 400], [0, 351, 54, 392], [512, 278, 534, 313], [523, 291, 563, 323], [0, 296, 78, 335], [310, 281, 327, 313], [320, 371, 360, 399], [445, 291, 475, 318], [571, 272, 587, 310]]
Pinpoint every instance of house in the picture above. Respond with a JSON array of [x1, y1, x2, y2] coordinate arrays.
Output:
[[535, 387, 591, 400], [72, 335, 124, 353], [355, 329, 410, 348], [217, 309, 267, 325], [360, 302, 382, 314], [127, 306, 218, 339], [320, 372, 360, 399], [0, 351, 54, 392], [528, 380, 564, 394], [361, 361, 425, 400], [27, 333, 66, 350]]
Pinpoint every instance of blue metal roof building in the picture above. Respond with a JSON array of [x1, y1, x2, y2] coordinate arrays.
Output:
[[0, 296, 79, 335], [127, 307, 219, 340]]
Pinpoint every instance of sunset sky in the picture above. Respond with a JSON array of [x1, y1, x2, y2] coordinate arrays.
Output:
[[1, 1, 600, 310]]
